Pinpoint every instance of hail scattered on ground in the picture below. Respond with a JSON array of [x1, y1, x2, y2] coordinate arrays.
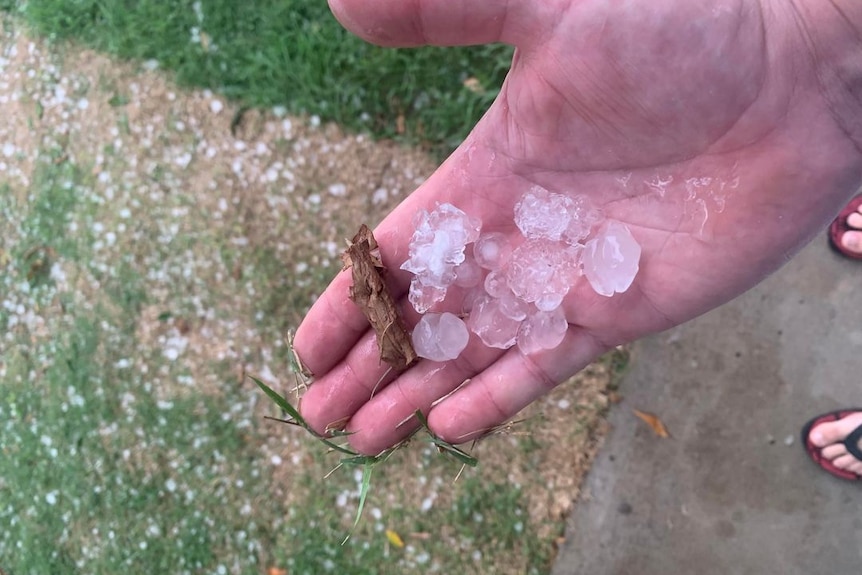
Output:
[[0, 18, 618, 574]]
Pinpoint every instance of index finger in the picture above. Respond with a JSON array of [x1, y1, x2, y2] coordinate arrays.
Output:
[[292, 145, 493, 377]]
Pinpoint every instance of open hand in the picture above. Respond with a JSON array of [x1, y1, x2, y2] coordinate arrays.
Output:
[[294, 0, 862, 455]]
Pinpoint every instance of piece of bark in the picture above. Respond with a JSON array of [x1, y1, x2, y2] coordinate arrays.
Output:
[[342, 225, 417, 371]]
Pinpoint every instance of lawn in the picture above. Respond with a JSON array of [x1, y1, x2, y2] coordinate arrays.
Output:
[[0, 10, 619, 575], [1, 0, 513, 153]]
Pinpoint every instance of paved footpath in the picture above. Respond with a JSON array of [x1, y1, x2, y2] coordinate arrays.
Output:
[[553, 235, 862, 574]]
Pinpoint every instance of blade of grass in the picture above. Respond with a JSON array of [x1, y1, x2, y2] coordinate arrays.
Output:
[[318, 438, 360, 457], [263, 415, 303, 427], [252, 375, 359, 456], [339, 455, 379, 466], [250, 375, 305, 425], [342, 461, 374, 545], [427, 437, 479, 467], [413, 410, 479, 467]]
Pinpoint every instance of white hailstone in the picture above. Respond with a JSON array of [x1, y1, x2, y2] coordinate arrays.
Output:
[[535, 292, 564, 312], [428, 204, 481, 247], [582, 221, 641, 297], [372, 188, 388, 204], [453, 257, 482, 288], [498, 291, 530, 321], [506, 239, 579, 304], [408, 277, 447, 314], [460, 287, 484, 315], [402, 204, 481, 312], [401, 193, 639, 360], [412, 313, 470, 362], [563, 195, 602, 244], [473, 232, 512, 270], [467, 294, 522, 349], [517, 307, 568, 355], [514, 186, 574, 241], [327, 183, 347, 197], [482, 270, 508, 299]]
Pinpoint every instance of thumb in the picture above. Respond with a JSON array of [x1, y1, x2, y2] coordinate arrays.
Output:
[[328, 0, 541, 47]]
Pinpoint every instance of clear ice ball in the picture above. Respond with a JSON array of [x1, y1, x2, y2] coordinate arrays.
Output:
[[473, 232, 512, 270], [453, 257, 482, 288], [514, 186, 574, 241], [506, 239, 578, 304], [467, 294, 522, 349], [582, 221, 641, 297], [402, 203, 483, 313], [412, 312, 470, 362], [517, 307, 568, 355]]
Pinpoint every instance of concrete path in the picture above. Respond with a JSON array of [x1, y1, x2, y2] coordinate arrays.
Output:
[[553, 235, 862, 574]]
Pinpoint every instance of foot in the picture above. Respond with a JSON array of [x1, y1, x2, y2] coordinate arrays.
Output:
[[830, 197, 862, 258], [808, 412, 862, 476]]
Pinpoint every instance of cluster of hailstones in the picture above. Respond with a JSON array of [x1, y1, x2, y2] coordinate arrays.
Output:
[[401, 186, 641, 362]]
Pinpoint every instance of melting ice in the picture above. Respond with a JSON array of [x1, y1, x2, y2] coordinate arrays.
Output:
[[402, 190, 640, 361], [582, 221, 641, 297], [412, 312, 470, 362], [401, 203, 481, 313]]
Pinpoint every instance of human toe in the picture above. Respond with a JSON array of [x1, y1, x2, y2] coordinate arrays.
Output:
[[840, 229, 862, 253], [847, 211, 862, 229], [809, 412, 862, 447], [820, 443, 848, 460], [832, 453, 861, 470], [841, 230, 862, 254]]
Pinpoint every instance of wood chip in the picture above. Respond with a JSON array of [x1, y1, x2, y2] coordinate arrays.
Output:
[[342, 225, 417, 371]]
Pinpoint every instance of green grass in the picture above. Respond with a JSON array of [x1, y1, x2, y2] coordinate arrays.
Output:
[[0, 18, 612, 573], [0, 161, 267, 573], [3, 0, 513, 153], [0, 151, 556, 575], [1, 317, 257, 572], [267, 475, 551, 575]]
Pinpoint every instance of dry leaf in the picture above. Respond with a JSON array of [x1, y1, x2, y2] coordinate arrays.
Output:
[[633, 409, 670, 438], [385, 529, 405, 548], [342, 225, 417, 371], [396, 114, 406, 135], [266, 568, 288, 575]]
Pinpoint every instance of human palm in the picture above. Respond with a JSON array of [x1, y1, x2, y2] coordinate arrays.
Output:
[[294, 0, 862, 454]]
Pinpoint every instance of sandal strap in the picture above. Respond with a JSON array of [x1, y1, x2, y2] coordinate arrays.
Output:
[[843, 422, 862, 462]]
